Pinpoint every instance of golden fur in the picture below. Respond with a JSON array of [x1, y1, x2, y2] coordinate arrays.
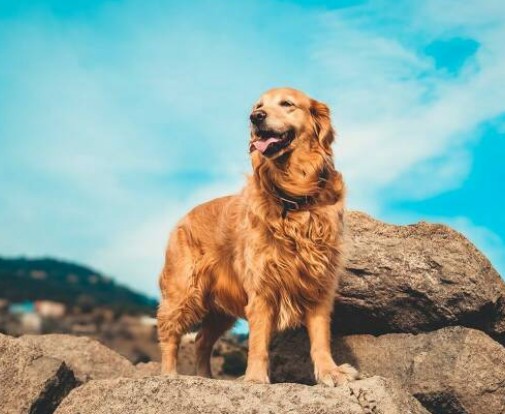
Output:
[[157, 87, 358, 385]]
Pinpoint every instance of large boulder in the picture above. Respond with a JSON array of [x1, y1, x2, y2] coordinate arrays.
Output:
[[54, 375, 429, 414], [0, 333, 76, 414], [337, 211, 505, 345], [20, 334, 136, 383], [271, 326, 505, 414]]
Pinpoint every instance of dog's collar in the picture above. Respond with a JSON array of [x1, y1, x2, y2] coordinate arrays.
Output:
[[273, 168, 329, 218], [273, 186, 315, 218]]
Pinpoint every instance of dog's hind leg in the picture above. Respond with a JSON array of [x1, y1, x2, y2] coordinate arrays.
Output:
[[157, 286, 207, 375], [195, 311, 236, 378], [158, 326, 180, 376], [157, 223, 214, 375]]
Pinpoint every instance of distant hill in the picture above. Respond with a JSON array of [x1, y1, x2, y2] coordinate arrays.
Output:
[[0, 257, 157, 315]]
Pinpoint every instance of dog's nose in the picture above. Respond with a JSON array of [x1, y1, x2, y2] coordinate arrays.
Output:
[[250, 110, 267, 125]]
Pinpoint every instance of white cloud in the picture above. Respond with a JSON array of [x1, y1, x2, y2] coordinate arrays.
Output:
[[311, 0, 505, 213]]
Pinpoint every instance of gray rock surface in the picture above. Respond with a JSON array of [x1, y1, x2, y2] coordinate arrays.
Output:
[[54, 375, 429, 414], [337, 211, 505, 345], [0, 333, 76, 414], [271, 326, 505, 414], [20, 334, 136, 383], [134, 361, 161, 377]]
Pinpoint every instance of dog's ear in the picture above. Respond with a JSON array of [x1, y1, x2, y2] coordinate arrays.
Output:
[[310, 99, 335, 154]]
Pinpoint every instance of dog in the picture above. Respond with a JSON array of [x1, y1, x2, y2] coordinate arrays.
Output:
[[157, 87, 358, 386]]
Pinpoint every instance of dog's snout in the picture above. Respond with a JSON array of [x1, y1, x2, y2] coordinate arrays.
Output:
[[250, 110, 267, 125]]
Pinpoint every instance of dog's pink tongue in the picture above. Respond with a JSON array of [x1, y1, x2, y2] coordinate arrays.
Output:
[[253, 137, 281, 153]]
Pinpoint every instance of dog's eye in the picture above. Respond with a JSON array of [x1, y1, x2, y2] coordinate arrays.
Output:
[[280, 100, 294, 107]]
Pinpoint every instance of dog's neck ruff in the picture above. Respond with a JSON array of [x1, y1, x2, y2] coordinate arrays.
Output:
[[272, 168, 329, 218]]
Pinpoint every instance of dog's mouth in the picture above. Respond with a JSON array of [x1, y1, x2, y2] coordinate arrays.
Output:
[[250, 129, 295, 156]]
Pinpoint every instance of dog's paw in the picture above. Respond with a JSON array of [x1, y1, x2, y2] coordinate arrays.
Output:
[[317, 363, 359, 387]]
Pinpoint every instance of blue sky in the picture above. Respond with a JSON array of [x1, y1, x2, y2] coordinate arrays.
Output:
[[0, 0, 504, 298]]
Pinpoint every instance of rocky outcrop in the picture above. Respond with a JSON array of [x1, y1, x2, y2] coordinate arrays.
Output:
[[337, 212, 505, 345], [20, 334, 136, 383], [0, 333, 76, 414], [2, 212, 504, 414], [271, 326, 505, 414], [54, 375, 429, 414]]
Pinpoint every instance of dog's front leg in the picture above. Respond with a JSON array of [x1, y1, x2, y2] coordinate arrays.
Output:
[[306, 300, 359, 387], [244, 295, 273, 383]]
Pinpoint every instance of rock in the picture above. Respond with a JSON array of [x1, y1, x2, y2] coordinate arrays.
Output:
[[271, 326, 505, 414], [161, 333, 246, 379], [20, 334, 136, 383], [175, 333, 198, 375], [221, 349, 247, 377], [134, 361, 161, 377], [337, 211, 505, 345], [54, 375, 429, 414], [134, 333, 247, 379], [0, 333, 76, 414]]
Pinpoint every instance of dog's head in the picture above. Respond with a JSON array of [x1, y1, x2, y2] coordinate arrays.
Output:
[[249, 88, 334, 159]]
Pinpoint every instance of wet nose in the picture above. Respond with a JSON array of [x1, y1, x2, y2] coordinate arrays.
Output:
[[250, 110, 267, 125]]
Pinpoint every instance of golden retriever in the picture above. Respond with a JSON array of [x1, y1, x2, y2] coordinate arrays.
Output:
[[157, 87, 358, 386]]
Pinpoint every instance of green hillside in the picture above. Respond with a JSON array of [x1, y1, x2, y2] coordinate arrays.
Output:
[[0, 257, 157, 315]]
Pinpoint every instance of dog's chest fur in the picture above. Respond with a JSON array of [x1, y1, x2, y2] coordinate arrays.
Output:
[[241, 207, 342, 330]]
